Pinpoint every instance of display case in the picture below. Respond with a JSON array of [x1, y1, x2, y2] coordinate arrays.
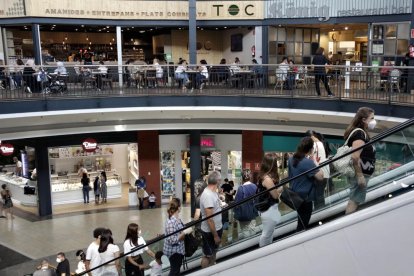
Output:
[[0, 173, 37, 206], [50, 172, 122, 205], [160, 151, 175, 203]]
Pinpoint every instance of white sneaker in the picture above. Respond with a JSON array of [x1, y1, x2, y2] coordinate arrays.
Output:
[[200, 83, 205, 90], [26, 87, 32, 93]]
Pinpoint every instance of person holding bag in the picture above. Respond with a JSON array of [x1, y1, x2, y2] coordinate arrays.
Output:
[[344, 107, 376, 214], [257, 153, 283, 247], [288, 137, 324, 231]]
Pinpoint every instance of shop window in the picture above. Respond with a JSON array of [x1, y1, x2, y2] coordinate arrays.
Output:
[[161, 151, 176, 201], [303, 43, 311, 56], [287, 28, 295, 41], [295, 29, 303, 42], [269, 41, 277, 56], [269, 26, 277, 41], [397, 39, 409, 55], [277, 28, 286, 41], [295, 42, 303, 56], [286, 42, 294, 56], [304, 29, 311, 42], [384, 39, 396, 56], [385, 25, 397, 39], [311, 29, 319, 42], [397, 23, 409, 39], [277, 42, 286, 55]]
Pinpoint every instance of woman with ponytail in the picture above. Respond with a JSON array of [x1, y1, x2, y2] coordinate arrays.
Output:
[[288, 137, 324, 231], [163, 198, 192, 275]]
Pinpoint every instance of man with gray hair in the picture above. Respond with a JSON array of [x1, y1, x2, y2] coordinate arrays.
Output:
[[33, 260, 56, 276], [200, 170, 223, 268]]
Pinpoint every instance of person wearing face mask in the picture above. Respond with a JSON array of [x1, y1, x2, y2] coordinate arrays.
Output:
[[55, 252, 70, 276], [344, 107, 377, 214], [75, 250, 86, 274], [33, 260, 55, 276], [163, 197, 192, 275], [123, 222, 155, 276], [288, 137, 324, 231]]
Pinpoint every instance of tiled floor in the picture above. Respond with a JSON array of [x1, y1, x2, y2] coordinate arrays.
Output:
[[0, 183, 192, 274]]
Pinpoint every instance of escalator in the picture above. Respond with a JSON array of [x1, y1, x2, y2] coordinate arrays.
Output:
[[80, 117, 414, 276]]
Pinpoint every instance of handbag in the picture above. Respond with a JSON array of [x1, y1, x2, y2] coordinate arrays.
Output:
[[280, 188, 304, 210], [184, 232, 201, 257], [332, 128, 366, 178]]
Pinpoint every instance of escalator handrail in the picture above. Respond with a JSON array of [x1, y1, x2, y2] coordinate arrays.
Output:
[[78, 117, 414, 275]]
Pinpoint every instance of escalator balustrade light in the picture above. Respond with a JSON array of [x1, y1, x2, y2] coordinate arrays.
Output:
[[400, 182, 409, 188], [388, 194, 393, 198], [318, 221, 323, 225]]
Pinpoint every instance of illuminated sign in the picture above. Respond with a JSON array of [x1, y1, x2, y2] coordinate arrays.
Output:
[[0, 143, 14, 156], [187, 135, 216, 148], [82, 138, 98, 152]]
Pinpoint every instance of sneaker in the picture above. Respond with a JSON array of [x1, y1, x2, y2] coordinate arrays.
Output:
[[200, 83, 205, 90], [26, 87, 32, 93], [328, 94, 334, 97]]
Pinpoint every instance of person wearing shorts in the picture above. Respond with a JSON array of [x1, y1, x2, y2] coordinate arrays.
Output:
[[200, 171, 223, 268]]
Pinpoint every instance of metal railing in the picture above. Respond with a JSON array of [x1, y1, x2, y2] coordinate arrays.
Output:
[[0, 63, 412, 105]]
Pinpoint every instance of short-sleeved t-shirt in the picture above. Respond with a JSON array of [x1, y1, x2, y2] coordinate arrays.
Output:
[[86, 241, 101, 276], [200, 188, 222, 232], [99, 243, 120, 266], [150, 260, 162, 276], [56, 259, 70, 276], [347, 129, 376, 175], [123, 237, 148, 256], [288, 157, 319, 201]]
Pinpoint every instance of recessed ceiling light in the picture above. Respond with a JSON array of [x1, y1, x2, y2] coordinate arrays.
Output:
[[139, 30, 145, 33], [215, 28, 218, 30], [107, 30, 109, 32], [75, 29, 78, 31], [81, 25, 84, 27], [131, 27, 134, 29], [106, 26, 110, 28], [224, 27, 227, 29], [344, 26, 348, 30]]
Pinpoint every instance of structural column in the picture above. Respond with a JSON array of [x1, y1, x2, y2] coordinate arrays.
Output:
[[137, 131, 161, 207], [242, 130, 263, 171], [116, 26, 123, 87], [31, 24, 42, 65], [188, 0, 197, 65], [189, 130, 201, 216], [35, 143, 52, 216]]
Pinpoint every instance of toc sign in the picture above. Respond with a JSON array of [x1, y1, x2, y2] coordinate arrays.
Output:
[[0, 143, 14, 156], [82, 138, 98, 152]]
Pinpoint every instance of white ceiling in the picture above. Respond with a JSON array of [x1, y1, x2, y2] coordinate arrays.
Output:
[[0, 106, 406, 141]]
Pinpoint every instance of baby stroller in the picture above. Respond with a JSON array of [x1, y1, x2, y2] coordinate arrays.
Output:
[[42, 72, 68, 94]]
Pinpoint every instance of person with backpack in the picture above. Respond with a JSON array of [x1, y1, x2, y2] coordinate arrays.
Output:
[[256, 153, 283, 247], [234, 170, 259, 239], [163, 198, 192, 276]]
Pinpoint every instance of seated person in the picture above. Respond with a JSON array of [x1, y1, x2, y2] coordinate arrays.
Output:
[[230, 57, 241, 74], [210, 58, 230, 83], [174, 59, 190, 87], [278, 56, 294, 89], [251, 59, 264, 88], [196, 59, 209, 90], [380, 60, 393, 90], [54, 61, 67, 75], [131, 59, 147, 88]]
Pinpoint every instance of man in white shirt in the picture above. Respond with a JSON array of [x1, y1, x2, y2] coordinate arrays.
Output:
[[85, 227, 105, 276], [200, 171, 223, 268], [13, 156, 22, 176]]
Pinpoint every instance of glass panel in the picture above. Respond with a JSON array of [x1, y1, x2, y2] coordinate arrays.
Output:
[[304, 29, 311, 42], [294, 56, 302, 64], [277, 42, 286, 55], [312, 29, 319, 42], [303, 43, 311, 55], [295, 29, 303, 42], [286, 42, 294, 56], [397, 39, 409, 55], [269, 41, 277, 56], [269, 26, 277, 41], [277, 28, 286, 41], [384, 39, 396, 55], [295, 42, 303, 56], [287, 28, 295, 41], [397, 23, 409, 39], [385, 24, 397, 39]]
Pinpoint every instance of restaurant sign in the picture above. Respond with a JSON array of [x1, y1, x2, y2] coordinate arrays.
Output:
[[0, 143, 14, 156], [82, 138, 98, 153], [20, 0, 263, 20]]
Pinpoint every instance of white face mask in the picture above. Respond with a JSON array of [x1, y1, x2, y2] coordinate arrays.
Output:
[[56, 258, 62, 263], [368, 119, 377, 130]]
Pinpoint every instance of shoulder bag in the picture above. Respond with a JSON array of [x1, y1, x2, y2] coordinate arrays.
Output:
[[332, 128, 366, 178]]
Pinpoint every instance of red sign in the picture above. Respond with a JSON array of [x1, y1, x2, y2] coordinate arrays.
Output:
[[0, 143, 14, 156], [200, 136, 215, 147], [411, 29, 414, 39], [82, 138, 98, 152]]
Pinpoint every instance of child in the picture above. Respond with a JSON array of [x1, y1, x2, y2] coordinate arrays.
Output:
[[149, 251, 163, 276], [148, 192, 156, 208]]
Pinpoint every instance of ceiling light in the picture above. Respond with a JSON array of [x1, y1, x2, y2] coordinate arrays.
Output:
[[215, 28, 218, 30], [114, 125, 126, 131], [139, 30, 145, 33], [344, 26, 349, 30], [106, 26, 110, 28], [131, 27, 134, 29], [86, 36, 89, 40], [224, 27, 227, 29], [53, 25, 56, 27], [81, 25, 84, 27], [107, 31, 109, 33], [75, 28, 78, 31]]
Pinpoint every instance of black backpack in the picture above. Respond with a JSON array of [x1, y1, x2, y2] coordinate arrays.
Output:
[[184, 232, 201, 257]]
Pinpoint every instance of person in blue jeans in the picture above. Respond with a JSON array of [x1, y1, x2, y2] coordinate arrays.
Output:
[[81, 173, 90, 204]]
